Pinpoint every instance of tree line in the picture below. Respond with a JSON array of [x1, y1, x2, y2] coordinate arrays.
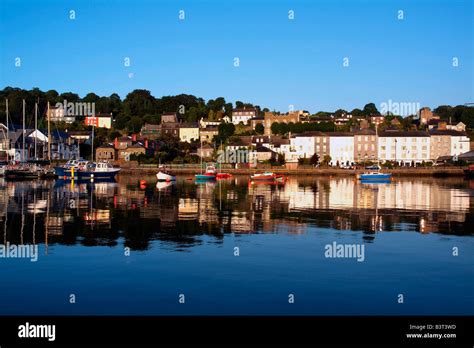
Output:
[[0, 87, 472, 134]]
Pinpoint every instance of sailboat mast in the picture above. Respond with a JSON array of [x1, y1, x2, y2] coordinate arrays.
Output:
[[91, 125, 95, 162], [34, 101, 38, 160], [47, 101, 51, 161], [376, 124, 380, 168], [200, 138, 203, 174], [5, 99, 9, 163], [22, 99, 25, 162]]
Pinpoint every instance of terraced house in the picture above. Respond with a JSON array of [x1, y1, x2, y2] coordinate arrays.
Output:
[[354, 129, 377, 162], [378, 130, 430, 165]]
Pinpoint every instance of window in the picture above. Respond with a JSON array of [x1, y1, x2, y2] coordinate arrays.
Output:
[[365, 136, 368, 141]]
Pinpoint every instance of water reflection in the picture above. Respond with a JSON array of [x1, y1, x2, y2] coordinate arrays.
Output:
[[0, 176, 472, 252]]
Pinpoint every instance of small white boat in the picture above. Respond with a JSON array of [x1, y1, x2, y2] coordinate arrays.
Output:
[[156, 181, 174, 190], [156, 170, 176, 182], [250, 172, 285, 181]]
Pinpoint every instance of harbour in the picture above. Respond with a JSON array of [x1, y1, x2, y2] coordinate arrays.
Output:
[[0, 174, 472, 315]]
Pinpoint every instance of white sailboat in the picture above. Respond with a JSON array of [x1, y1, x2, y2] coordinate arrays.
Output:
[[156, 159, 176, 182], [358, 125, 392, 181]]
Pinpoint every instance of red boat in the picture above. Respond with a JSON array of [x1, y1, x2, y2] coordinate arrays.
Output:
[[216, 173, 232, 179]]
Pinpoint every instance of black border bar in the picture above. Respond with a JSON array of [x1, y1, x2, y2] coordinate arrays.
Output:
[[0, 316, 472, 345]]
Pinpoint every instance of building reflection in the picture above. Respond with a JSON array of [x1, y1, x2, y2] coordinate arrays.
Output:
[[0, 176, 472, 252]]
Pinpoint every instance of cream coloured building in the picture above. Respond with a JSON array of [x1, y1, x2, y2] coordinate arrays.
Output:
[[378, 130, 430, 165]]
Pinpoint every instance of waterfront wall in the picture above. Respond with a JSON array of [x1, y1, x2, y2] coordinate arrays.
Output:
[[119, 164, 466, 177]]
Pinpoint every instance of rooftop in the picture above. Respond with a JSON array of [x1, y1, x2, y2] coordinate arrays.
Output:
[[379, 130, 430, 137]]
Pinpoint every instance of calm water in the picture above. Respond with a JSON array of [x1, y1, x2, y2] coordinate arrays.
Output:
[[0, 175, 473, 315]]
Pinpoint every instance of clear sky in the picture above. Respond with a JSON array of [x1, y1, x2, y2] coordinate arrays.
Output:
[[0, 0, 472, 114]]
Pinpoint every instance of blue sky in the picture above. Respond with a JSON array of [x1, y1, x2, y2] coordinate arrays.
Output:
[[0, 0, 472, 114]]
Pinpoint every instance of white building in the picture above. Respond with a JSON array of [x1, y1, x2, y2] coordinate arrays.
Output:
[[47, 106, 76, 124], [329, 133, 354, 166], [450, 131, 470, 157], [231, 107, 257, 125], [378, 130, 430, 165], [290, 134, 316, 159], [199, 118, 221, 128]]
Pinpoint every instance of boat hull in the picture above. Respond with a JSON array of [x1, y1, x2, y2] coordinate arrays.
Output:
[[195, 174, 216, 181], [156, 171, 176, 181], [358, 173, 392, 180], [250, 173, 285, 182], [55, 167, 120, 180], [216, 173, 232, 179], [4, 169, 39, 180]]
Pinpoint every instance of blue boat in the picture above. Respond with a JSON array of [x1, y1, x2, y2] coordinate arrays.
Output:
[[55, 162, 120, 181], [358, 172, 392, 180], [195, 163, 216, 181], [195, 174, 216, 181]]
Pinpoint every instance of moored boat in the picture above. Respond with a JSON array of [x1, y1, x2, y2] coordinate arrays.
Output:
[[4, 165, 40, 180], [195, 163, 216, 181], [250, 172, 285, 182], [156, 167, 176, 182], [55, 162, 120, 180], [464, 164, 474, 178], [357, 125, 392, 182], [216, 172, 232, 179], [358, 172, 392, 180]]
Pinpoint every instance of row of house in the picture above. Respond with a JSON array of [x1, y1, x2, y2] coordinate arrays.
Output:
[[0, 124, 85, 161], [221, 128, 470, 166], [141, 112, 219, 144]]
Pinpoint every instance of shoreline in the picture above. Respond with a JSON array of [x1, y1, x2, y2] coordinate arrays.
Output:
[[118, 166, 467, 177]]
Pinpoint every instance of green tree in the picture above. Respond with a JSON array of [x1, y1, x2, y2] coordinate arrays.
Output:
[[128, 116, 143, 133], [351, 108, 364, 117], [271, 122, 281, 135], [216, 122, 235, 143], [310, 153, 320, 165], [362, 103, 379, 116], [255, 123, 264, 134], [322, 155, 331, 165]]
